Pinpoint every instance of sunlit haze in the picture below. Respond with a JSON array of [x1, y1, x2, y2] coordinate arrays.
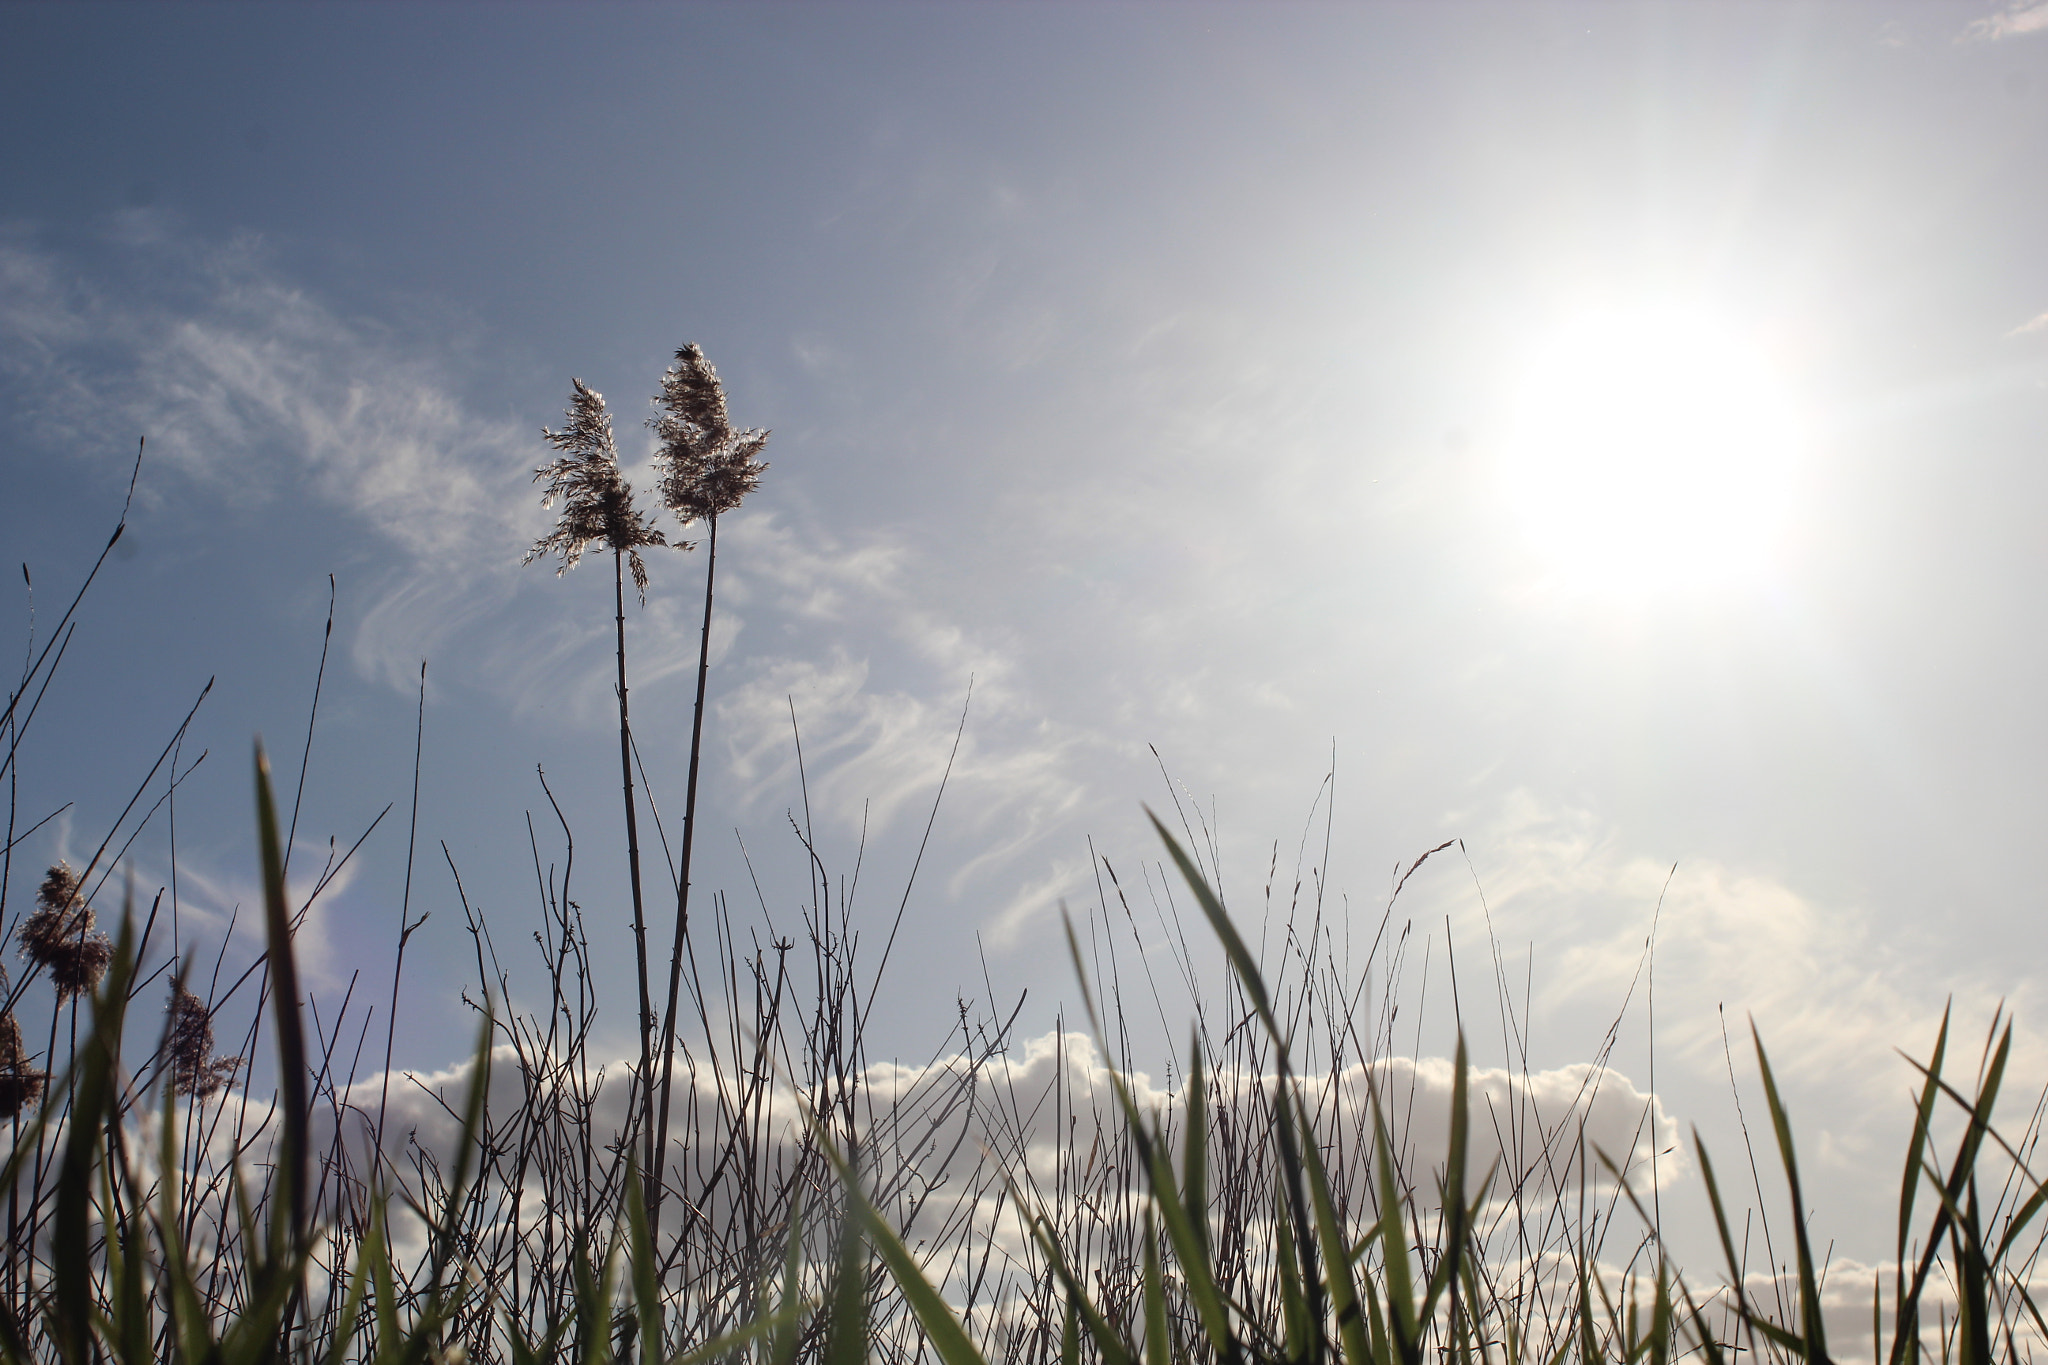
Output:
[[1502, 303, 1805, 594]]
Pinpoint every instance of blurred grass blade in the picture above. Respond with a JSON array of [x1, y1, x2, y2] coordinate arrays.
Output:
[[1275, 1172, 1312, 1362], [53, 906, 136, 1365], [1184, 1034, 1210, 1266], [256, 742, 311, 1266], [769, 1185, 807, 1365], [627, 1159, 662, 1365], [663, 1303, 804, 1365], [809, 1104, 991, 1365], [823, 1161, 868, 1365], [1142, 1209, 1170, 1365]]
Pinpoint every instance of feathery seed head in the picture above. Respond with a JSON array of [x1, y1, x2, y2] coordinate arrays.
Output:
[[651, 344, 769, 526], [19, 861, 111, 998], [167, 983, 241, 1098], [0, 1005, 46, 1118], [526, 378, 667, 600], [35, 862, 80, 917]]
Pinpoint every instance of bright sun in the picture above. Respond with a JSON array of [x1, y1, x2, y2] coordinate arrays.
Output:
[[1500, 303, 1804, 594]]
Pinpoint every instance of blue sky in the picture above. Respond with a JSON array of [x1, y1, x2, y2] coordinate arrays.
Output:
[[5, 0, 2048, 1273]]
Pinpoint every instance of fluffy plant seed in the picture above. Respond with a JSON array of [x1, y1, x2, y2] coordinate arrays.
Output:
[[526, 378, 667, 599], [0, 1004, 45, 1118], [166, 983, 242, 1098], [650, 343, 769, 527], [18, 861, 112, 999]]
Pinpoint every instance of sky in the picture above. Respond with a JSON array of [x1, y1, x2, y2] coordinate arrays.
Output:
[[4, 0, 2048, 1288]]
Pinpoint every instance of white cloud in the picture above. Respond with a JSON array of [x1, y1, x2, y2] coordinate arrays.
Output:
[[0, 218, 543, 689], [1960, 2, 2048, 41], [1432, 791, 2048, 1204], [2008, 310, 2048, 337]]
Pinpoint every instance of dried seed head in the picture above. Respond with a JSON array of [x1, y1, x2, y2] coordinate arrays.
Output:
[[525, 379, 667, 600], [19, 862, 111, 998], [36, 863, 81, 915], [650, 344, 769, 527], [166, 983, 241, 1098], [0, 1008, 46, 1119]]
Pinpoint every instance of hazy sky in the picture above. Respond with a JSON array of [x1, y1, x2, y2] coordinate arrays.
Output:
[[5, 0, 2048, 1271]]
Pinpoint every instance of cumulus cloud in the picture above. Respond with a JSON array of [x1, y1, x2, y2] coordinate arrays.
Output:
[[1445, 792, 2046, 1103]]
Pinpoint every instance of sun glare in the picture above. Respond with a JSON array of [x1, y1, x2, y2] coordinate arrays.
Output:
[[1500, 304, 1804, 595]]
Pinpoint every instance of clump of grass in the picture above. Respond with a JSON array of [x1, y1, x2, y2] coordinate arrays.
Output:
[[13, 433, 2048, 1365]]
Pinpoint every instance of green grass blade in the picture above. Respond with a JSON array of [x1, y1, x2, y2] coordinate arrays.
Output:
[[663, 1303, 806, 1365], [1185, 1034, 1210, 1267], [1148, 809, 1281, 1041], [1577, 1259, 1599, 1365], [627, 1160, 663, 1365], [155, 1082, 220, 1365], [1898, 1008, 1951, 1265], [1021, 1207, 1134, 1365], [822, 1180, 869, 1365], [1750, 1024, 1828, 1363], [1371, 1091, 1420, 1365], [1293, 1085, 1373, 1365], [1675, 1278, 1730, 1365], [810, 1107, 991, 1365], [321, 1221, 374, 1365], [1419, 1034, 1472, 1328], [368, 1197, 401, 1360], [769, 1185, 807, 1365], [1276, 1172, 1312, 1363], [1690, 1131, 1758, 1345], [1143, 1210, 1172, 1365], [102, 1146, 149, 1365], [428, 1004, 495, 1301], [53, 908, 136, 1365], [255, 742, 311, 1263], [1060, 911, 1234, 1355]]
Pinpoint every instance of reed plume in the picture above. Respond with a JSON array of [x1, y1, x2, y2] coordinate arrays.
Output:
[[525, 377, 669, 1191], [650, 343, 769, 525], [18, 861, 111, 999], [646, 342, 769, 1242], [166, 981, 241, 1098], [0, 1002, 44, 1119], [525, 379, 667, 597]]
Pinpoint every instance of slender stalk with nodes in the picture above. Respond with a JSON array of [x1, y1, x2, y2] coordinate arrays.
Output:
[[647, 342, 768, 1240], [524, 378, 669, 1180]]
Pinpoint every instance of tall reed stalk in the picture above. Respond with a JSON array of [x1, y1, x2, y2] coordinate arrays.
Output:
[[647, 341, 770, 1244], [525, 378, 668, 1187]]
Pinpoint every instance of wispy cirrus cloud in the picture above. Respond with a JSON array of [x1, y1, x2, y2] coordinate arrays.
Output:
[[0, 214, 1100, 942], [0, 214, 542, 690], [1960, 2, 2048, 41]]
